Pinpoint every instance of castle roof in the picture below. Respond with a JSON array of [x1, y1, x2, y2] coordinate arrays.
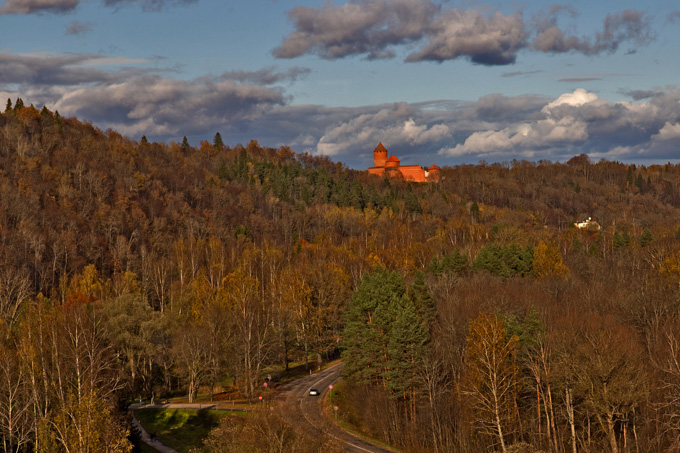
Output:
[[374, 142, 388, 154], [387, 155, 400, 162], [428, 164, 440, 170]]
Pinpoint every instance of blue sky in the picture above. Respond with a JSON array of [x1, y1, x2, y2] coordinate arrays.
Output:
[[2, 0, 680, 169]]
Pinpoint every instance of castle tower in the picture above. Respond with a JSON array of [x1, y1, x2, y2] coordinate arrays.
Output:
[[374, 142, 388, 168]]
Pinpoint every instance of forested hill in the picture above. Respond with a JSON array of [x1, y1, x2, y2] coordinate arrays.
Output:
[[2, 102, 680, 302], [4, 102, 680, 451]]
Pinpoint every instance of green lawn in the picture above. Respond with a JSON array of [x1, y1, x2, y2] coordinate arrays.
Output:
[[134, 408, 233, 452]]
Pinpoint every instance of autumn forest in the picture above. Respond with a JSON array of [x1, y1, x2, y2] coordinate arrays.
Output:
[[3, 101, 680, 452]]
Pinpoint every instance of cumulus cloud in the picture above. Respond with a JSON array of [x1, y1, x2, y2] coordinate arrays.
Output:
[[313, 102, 453, 157], [434, 88, 680, 162], [0, 51, 291, 141], [50, 75, 285, 137], [405, 10, 525, 64], [7, 49, 680, 167], [0, 0, 195, 14], [220, 66, 311, 85], [533, 8, 653, 55], [275, 1, 653, 65], [442, 116, 588, 157], [543, 88, 599, 110], [273, 0, 437, 60], [652, 122, 680, 141]]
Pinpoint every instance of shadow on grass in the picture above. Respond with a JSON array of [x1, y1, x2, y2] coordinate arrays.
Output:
[[134, 408, 236, 453]]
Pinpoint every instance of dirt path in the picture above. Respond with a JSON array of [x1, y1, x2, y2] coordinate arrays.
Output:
[[130, 410, 178, 453]]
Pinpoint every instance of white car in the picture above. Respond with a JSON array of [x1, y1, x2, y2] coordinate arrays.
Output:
[[309, 388, 319, 396]]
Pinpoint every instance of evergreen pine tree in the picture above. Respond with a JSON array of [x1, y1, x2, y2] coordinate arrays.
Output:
[[14, 98, 24, 110], [342, 267, 405, 385], [213, 132, 224, 149], [639, 228, 653, 247], [54, 110, 63, 132], [626, 166, 634, 187], [470, 201, 480, 222], [386, 295, 430, 399], [405, 189, 421, 214], [218, 161, 228, 181], [4, 98, 11, 112], [408, 270, 436, 327], [440, 248, 468, 274]]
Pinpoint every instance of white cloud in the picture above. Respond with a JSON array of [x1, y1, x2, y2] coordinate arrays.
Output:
[[441, 116, 588, 157], [544, 88, 599, 110], [652, 122, 680, 141], [406, 10, 526, 65], [315, 105, 451, 157], [275, 1, 652, 65]]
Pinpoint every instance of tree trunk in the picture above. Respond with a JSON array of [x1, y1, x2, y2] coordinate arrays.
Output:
[[606, 413, 618, 453], [566, 387, 577, 453]]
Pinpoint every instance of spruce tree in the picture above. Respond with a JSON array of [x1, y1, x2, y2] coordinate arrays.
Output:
[[386, 295, 429, 400], [440, 248, 468, 274], [470, 201, 480, 222], [639, 228, 653, 247], [408, 271, 436, 327], [342, 267, 404, 385], [213, 132, 224, 149]]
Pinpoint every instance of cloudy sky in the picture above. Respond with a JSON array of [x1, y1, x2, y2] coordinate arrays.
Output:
[[2, 0, 680, 168]]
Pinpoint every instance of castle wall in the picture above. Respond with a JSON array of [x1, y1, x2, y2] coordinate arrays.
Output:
[[399, 165, 427, 182], [368, 167, 385, 177]]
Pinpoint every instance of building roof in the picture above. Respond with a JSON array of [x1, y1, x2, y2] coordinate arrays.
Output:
[[428, 164, 440, 170], [374, 142, 388, 154], [387, 155, 400, 162]]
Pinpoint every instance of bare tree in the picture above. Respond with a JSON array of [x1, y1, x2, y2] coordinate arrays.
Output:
[[463, 313, 518, 453]]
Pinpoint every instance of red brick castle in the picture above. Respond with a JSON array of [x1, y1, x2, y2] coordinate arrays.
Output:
[[368, 143, 440, 182]]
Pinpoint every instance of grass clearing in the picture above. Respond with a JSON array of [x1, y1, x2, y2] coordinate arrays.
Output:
[[134, 408, 235, 452]]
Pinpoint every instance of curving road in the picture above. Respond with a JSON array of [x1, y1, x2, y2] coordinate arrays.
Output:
[[279, 362, 396, 453]]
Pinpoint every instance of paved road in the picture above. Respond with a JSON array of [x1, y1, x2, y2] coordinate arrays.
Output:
[[129, 402, 250, 412], [279, 362, 396, 453], [131, 362, 395, 453]]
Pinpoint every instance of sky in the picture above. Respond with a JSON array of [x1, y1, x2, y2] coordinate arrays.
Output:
[[1, 0, 680, 169]]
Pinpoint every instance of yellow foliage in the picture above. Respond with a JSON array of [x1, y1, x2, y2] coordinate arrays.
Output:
[[189, 275, 215, 320], [660, 250, 680, 282], [68, 264, 104, 301], [533, 241, 568, 279], [219, 268, 259, 309], [113, 270, 141, 296], [366, 253, 383, 268]]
